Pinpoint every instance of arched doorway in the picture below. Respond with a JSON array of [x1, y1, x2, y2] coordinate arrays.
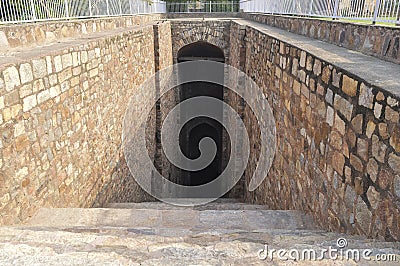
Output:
[[177, 41, 226, 189]]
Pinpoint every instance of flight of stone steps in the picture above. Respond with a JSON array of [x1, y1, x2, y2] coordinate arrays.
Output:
[[0, 199, 399, 265]]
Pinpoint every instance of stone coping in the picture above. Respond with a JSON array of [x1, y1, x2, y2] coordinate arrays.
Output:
[[0, 21, 158, 69], [241, 13, 400, 65], [235, 19, 400, 98], [0, 14, 163, 53]]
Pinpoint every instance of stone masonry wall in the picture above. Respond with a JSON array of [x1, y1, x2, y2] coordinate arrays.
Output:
[[0, 20, 169, 224], [224, 22, 248, 200], [231, 21, 400, 241], [0, 15, 163, 52], [170, 20, 231, 63], [241, 13, 400, 65]]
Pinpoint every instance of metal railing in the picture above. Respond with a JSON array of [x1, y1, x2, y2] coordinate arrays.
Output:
[[0, 0, 166, 24], [166, 1, 240, 13], [240, 0, 400, 25]]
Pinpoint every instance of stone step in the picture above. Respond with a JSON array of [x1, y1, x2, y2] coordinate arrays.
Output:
[[105, 201, 270, 210], [1, 225, 399, 265], [24, 208, 316, 231], [2, 201, 398, 264]]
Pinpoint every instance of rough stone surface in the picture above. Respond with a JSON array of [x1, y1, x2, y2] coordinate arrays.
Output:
[[0, 18, 173, 225], [231, 19, 400, 242], [0, 200, 399, 265], [0, 15, 399, 244], [241, 13, 400, 65]]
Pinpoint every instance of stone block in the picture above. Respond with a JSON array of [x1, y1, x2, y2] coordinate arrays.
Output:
[[62, 53, 73, 68], [394, 175, 400, 197], [313, 59, 321, 76], [378, 169, 392, 190], [0, 31, 9, 48], [326, 106, 335, 126], [387, 96, 398, 107], [351, 114, 363, 134], [14, 121, 25, 137], [59, 68, 72, 83], [372, 135, 387, 163], [334, 113, 346, 135], [322, 66, 331, 84], [366, 186, 380, 210], [373, 103, 382, 119], [32, 59, 47, 79], [46, 56, 53, 74], [378, 123, 389, 140], [342, 75, 358, 97], [5, 90, 20, 106], [15, 135, 29, 152], [358, 83, 374, 109], [3, 66, 21, 92], [33, 79, 45, 93], [300, 51, 306, 67], [325, 88, 333, 104], [332, 151, 345, 175], [388, 153, 400, 174], [350, 153, 364, 172], [332, 69, 341, 88], [385, 106, 399, 123], [357, 138, 369, 162], [355, 197, 372, 234], [306, 55, 313, 71], [390, 127, 400, 153], [23, 95, 37, 112], [367, 158, 378, 183], [81, 51, 88, 64], [19, 63, 33, 84], [50, 86, 61, 98], [366, 121, 375, 138], [37, 89, 51, 104], [376, 92, 385, 101], [334, 94, 353, 121], [19, 84, 33, 98]]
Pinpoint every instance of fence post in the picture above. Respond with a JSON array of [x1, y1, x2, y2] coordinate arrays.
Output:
[[29, 0, 37, 20], [64, 0, 70, 18], [119, 0, 123, 15], [106, 0, 110, 15], [308, 0, 314, 16], [372, 0, 381, 24], [397, 4, 400, 26], [290, 0, 295, 14], [88, 0, 93, 16], [210, 1, 212, 12], [231, 0, 234, 12], [333, 0, 339, 20]]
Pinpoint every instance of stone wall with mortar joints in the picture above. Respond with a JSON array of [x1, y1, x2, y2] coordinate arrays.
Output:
[[166, 13, 240, 19], [241, 13, 400, 65], [224, 22, 248, 200], [239, 22, 400, 241], [0, 24, 158, 224], [152, 22, 179, 195], [0, 14, 164, 53], [170, 20, 231, 63]]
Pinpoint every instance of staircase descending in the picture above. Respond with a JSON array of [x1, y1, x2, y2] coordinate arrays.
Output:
[[0, 199, 399, 265]]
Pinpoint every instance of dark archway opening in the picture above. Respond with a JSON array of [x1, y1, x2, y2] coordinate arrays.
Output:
[[178, 41, 225, 63], [177, 42, 226, 189]]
